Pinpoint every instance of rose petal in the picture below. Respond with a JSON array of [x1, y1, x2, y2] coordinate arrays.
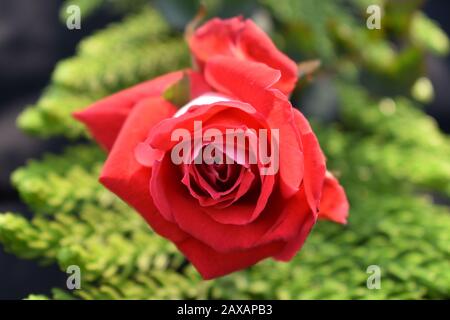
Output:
[[189, 17, 298, 95], [148, 100, 262, 153], [152, 154, 311, 253], [293, 108, 326, 213], [177, 236, 285, 280], [205, 56, 281, 116], [189, 70, 213, 99], [74, 70, 212, 151], [188, 17, 244, 64], [265, 92, 304, 198], [238, 19, 298, 95], [202, 170, 274, 226], [99, 97, 185, 242], [318, 171, 349, 224], [74, 71, 184, 151], [273, 212, 316, 261]]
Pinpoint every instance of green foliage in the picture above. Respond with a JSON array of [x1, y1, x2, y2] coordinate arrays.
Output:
[[60, 0, 148, 21], [410, 13, 450, 56], [1, 1, 449, 299], [0, 145, 209, 299], [337, 83, 450, 197], [18, 8, 189, 139]]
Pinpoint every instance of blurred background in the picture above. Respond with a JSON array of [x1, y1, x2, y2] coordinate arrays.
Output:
[[0, 0, 449, 299]]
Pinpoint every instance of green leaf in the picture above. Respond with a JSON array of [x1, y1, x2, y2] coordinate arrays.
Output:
[[163, 72, 191, 108]]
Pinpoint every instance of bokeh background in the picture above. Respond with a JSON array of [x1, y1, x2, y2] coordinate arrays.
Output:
[[0, 0, 449, 299]]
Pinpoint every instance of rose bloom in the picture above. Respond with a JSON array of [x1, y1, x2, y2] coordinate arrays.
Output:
[[74, 18, 348, 279]]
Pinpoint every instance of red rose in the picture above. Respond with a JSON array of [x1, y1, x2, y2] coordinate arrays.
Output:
[[75, 56, 348, 279], [188, 16, 298, 95], [74, 16, 348, 279]]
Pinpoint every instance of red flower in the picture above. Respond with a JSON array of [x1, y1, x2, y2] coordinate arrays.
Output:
[[188, 17, 298, 95], [74, 17, 349, 279]]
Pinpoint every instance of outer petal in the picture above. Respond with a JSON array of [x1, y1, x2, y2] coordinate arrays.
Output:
[[273, 214, 316, 261], [74, 70, 211, 151], [205, 56, 281, 116], [177, 237, 285, 280], [293, 108, 326, 214], [74, 71, 183, 151], [99, 96, 186, 242], [188, 17, 243, 63], [266, 91, 304, 198], [318, 172, 349, 224], [238, 19, 298, 95], [272, 189, 317, 261]]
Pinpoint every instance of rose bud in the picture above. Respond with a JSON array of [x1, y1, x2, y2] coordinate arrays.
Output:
[[188, 16, 298, 96]]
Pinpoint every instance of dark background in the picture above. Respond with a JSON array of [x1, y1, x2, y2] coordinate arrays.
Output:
[[0, 0, 449, 299]]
